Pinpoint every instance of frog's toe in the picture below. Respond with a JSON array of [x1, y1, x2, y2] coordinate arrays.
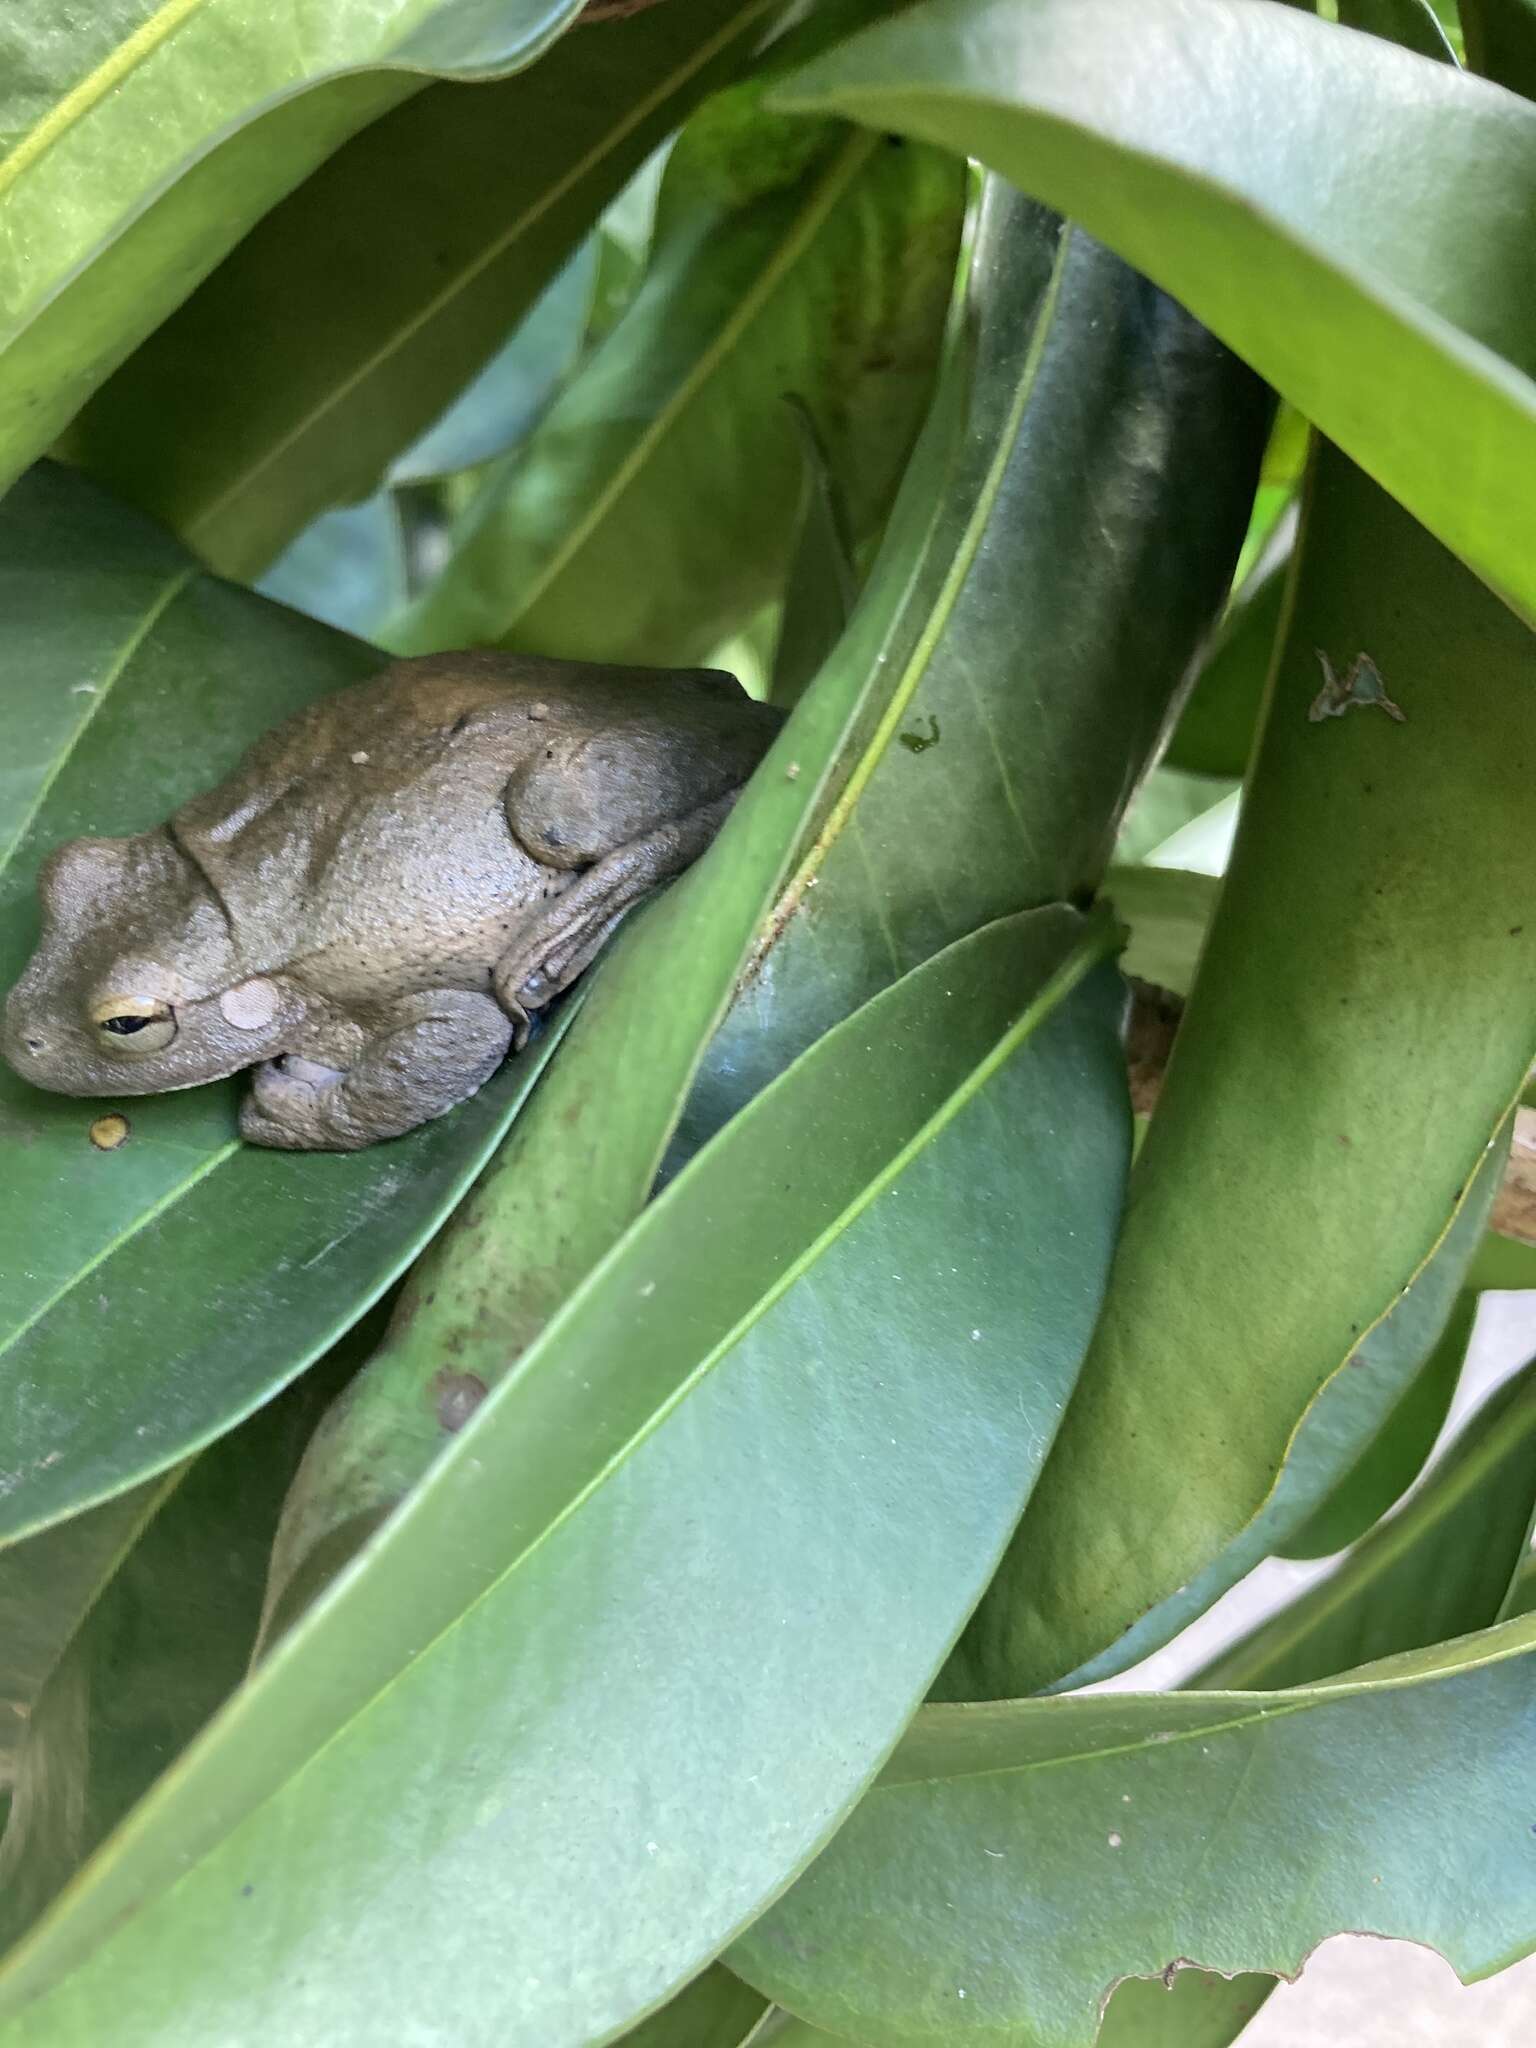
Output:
[[241, 1056, 351, 1149]]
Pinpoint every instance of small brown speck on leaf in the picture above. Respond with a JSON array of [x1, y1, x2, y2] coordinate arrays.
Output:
[[433, 1369, 488, 1433], [89, 1114, 130, 1151]]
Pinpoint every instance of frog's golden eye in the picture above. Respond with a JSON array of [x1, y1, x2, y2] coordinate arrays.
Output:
[[89, 997, 177, 1055]]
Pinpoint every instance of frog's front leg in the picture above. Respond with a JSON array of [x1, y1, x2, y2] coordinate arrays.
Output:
[[493, 792, 736, 1040], [239, 989, 512, 1150]]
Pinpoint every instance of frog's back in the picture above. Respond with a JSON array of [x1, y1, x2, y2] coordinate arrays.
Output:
[[170, 657, 559, 996], [167, 652, 766, 1000]]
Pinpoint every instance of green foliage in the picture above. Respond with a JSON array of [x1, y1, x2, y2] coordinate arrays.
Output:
[[0, 0, 1533, 2042], [776, 0, 1536, 624]]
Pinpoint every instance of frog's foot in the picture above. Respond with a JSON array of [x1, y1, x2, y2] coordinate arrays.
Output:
[[495, 903, 635, 1044], [239, 991, 513, 1150], [241, 1056, 351, 1150], [493, 791, 736, 1029]]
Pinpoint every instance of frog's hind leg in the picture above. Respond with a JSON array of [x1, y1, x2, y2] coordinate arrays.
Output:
[[493, 790, 736, 1038], [239, 989, 512, 1150]]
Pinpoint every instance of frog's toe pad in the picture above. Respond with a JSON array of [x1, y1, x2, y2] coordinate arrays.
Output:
[[241, 1056, 353, 1149]]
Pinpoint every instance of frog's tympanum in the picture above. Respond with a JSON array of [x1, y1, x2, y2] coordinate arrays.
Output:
[[3, 653, 782, 1149]]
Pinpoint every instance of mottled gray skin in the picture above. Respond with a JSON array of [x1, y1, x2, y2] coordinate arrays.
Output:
[[3, 652, 781, 1149]]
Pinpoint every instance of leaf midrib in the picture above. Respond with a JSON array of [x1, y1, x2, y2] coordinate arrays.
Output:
[[0, 0, 212, 203]]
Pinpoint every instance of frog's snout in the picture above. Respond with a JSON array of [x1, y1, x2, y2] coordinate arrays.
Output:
[[2, 999, 58, 1086]]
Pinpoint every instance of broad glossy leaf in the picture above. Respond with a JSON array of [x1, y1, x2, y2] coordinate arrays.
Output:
[[0, 0, 587, 500], [1094, 1972, 1277, 2048], [1201, 1355, 1536, 1690], [0, 1341, 362, 1954], [0, 911, 1127, 2045], [949, 442, 1536, 1700], [62, 0, 776, 576], [1464, 0, 1536, 94], [385, 116, 966, 663], [677, 178, 1269, 1153], [732, 1616, 1536, 2048], [0, 463, 563, 1545], [774, 0, 1536, 624]]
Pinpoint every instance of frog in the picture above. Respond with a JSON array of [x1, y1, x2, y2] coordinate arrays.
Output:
[[2, 650, 783, 1150]]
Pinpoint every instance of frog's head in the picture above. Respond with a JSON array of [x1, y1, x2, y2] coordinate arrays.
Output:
[[3, 830, 299, 1099]]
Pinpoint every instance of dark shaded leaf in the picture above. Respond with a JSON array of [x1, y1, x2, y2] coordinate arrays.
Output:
[[385, 112, 966, 663], [1463, 0, 1536, 95], [0, 1330, 368, 1952], [770, 397, 860, 709]]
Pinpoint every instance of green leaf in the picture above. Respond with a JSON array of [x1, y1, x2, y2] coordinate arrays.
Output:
[[732, 1615, 1536, 2048], [936, 1119, 1508, 1702], [387, 246, 598, 487], [773, 0, 1536, 625], [1200, 1356, 1536, 1690], [0, 0, 590, 501], [246, 161, 1008, 1645], [0, 910, 1128, 2045], [60, 0, 778, 577], [385, 118, 967, 663], [1076, 1122, 1508, 1637], [620, 1967, 771, 2047], [0, 1339, 363, 1953], [1105, 865, 1221, 999], [1095, 1972, 1277, 2048], [1278, 1285, 1477, 1560], [0, 1485, 172, 1789], [948, 441, 1536, 1700], [0, 463, 564, 1546], [254, 341, 971, 1631], [1163, 548, 1289, 779], [753, 1974, 1281, 2047], [1338, 0, 1460, 59], [1463, 0, 1536, 95], [1112, 773, 1237, 873], [677, 178, 1269, 1155], [255, 493, 409, 640], [770, 397, 860, 709]]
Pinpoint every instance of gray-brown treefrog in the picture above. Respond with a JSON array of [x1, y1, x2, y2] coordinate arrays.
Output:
[[3, 652, 782, 1149]]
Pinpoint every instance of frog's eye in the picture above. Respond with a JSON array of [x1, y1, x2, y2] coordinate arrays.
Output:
[[89, 997, 177, 1055]]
